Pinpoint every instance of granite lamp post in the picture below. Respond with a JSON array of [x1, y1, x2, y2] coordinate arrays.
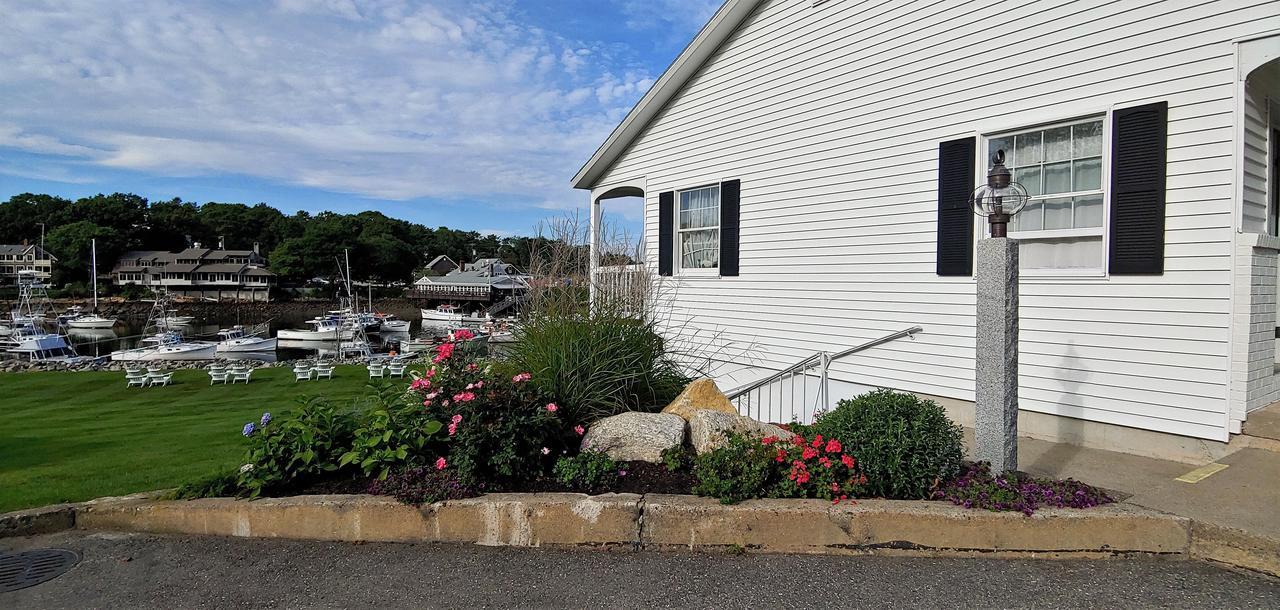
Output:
[[970, 150, 1029, 473]]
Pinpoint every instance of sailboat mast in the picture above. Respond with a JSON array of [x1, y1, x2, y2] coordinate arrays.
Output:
[[344, 248, 353, 306], [91, 238, 98, 311]]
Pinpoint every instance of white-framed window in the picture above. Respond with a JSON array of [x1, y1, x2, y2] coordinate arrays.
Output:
[[677, 184, 720, 272], [986, 116, 1106, 274]]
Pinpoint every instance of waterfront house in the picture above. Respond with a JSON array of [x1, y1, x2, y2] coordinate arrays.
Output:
[[419, 255, 460, 277], [0, 243, 56, 285], [111, 243, 276, 301], [410, 258, 530, 310], [574, 0, 1280, 460]]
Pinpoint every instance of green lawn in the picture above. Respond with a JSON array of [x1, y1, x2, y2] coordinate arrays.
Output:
[[0, 365, 405, 513]]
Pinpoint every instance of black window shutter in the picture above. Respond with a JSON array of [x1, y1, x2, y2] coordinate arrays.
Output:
[[720, 179, 741, 276], [936, 137, 975, 276], [658, 191, 674, 276], [1109, 101, 1168, 274]]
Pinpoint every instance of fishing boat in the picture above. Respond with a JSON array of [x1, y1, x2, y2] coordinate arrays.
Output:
[[277, 316, 356, 341], [420, 304, 464, 323], [2, 272, 84, 362], [65, 239, 120, 330], [111, 331, 216, 361], [109, 289, 214, 361], [215, 325, 278, 353], [3, 323, 86, 362]]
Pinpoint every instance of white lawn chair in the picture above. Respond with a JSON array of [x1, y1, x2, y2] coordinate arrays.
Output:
[[229, 366, 252, 384], [126, 369, 149, 388], [208, 365, 229, 385], [367, 362, 386, 379], [313, 362, 334, 380], [386, 361, 406, 378], [293, 363, 314, 382], [146, 370, 173, 387]]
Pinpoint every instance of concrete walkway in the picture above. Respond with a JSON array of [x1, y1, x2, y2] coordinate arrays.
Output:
[[1012, 436, 1280, 541]]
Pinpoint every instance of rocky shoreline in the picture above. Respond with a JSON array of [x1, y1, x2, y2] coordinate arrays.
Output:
[[0, 354, 405, 374], [0, 298, 422, 320]]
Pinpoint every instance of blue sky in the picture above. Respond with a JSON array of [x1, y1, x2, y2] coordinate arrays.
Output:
[[0, 0, 721, 236]]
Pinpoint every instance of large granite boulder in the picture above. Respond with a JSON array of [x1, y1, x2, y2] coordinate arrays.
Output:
[[661, 378, 740, 421], [581, 412, 686, 462], [688, 410, 795, 455]]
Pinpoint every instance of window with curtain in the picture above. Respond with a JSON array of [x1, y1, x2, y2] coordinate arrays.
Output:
[[987, 117, 1105, 271], [678, 185, 720, 270]]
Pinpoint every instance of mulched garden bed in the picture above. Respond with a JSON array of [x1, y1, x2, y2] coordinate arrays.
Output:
[[264, 461, 695, 502]]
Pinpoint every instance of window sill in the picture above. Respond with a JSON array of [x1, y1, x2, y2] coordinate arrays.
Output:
[[676, 268, 721, 278], [1017, 269, 1108, 281]]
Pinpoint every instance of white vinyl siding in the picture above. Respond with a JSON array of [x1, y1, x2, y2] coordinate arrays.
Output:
[[1242, 62, 1278, 235], [592, 0, 1280, 441]]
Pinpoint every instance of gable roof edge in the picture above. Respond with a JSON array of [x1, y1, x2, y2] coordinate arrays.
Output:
[[571, 0, 764, 191]]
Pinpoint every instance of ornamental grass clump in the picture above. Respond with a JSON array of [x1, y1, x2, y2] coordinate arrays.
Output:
[[811, 389, 963, 500], [933, 462, 1114, 516]]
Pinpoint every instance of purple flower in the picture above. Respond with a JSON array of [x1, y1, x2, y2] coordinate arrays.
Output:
[[260, 412, 272, 427], [242, 422, 256, 437]]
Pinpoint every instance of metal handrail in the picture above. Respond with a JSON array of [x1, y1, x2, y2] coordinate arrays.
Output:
[[723, 326, 923, 401]]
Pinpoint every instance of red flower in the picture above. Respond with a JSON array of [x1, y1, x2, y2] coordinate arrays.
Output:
[[824, 439, 842, 454], [774, 448, 787, 463], [819, 457, 832, 468], [801, 446, 819, 461], [841, 454, 855, 468], [810, 435, 824, 449], [761, 435, 779, 445], [454, 328, 476, 340]]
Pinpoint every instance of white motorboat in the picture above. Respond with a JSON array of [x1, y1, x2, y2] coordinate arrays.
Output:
[[64, 239, 121, 330], [66, 314, 117, 329], [216, 326, 278, 353], [164, 312, 196, 326], [277, 316, 356, 341], [111, 331, 216, 361], [3, 323, 86, 363], [379, 317, 410, 333], [0, 324, 11, 337], [421, 304, 464, 323]]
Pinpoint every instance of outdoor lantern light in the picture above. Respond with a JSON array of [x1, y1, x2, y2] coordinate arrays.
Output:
[[970, 149, 1030, 238]]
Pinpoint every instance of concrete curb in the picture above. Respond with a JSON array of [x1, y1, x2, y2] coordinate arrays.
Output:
[[4, 493, 1277, 577]]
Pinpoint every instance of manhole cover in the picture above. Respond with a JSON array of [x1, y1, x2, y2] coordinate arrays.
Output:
[[0, 549, 80, 593]]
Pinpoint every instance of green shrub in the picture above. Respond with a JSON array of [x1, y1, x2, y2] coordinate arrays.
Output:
[[171, 469, 239, 500], [553, 451, 619, 493], [692, 432, 867, 505], [339, 385, 444, 480], [238, 398, 358, 498], [660, 445, 694, 472], [503, 311, 691, 423], [810, 389, 963, 499], [692, 434, 778, 504]]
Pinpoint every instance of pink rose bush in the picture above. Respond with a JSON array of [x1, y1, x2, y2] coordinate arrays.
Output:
[[409, 334, 574, 487]]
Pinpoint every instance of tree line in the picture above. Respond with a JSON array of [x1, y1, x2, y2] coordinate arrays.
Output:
[[0, 193, 552, 287]]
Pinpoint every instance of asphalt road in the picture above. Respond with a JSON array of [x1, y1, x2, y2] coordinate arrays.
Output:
[[3, 531, 1279, 609]]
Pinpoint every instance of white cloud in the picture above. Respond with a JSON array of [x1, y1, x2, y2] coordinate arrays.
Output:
[[0, 0, 668, 209]]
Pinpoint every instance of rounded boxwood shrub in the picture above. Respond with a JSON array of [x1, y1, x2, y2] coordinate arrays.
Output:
[[810, 389, 963, 499]]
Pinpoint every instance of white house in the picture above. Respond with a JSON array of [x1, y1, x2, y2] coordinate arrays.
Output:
[[575, 0, 1280, 460]]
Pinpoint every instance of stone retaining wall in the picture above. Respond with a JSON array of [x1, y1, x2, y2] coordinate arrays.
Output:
[[5, 493, 1276, 576]]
